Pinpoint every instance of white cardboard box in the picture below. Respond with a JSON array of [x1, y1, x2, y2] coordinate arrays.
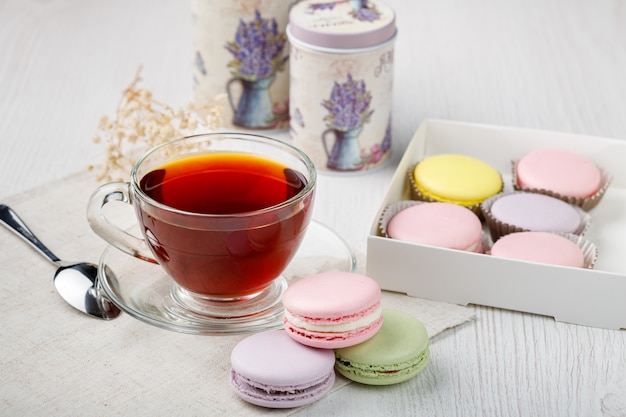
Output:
[[366, 119, 626, 330]]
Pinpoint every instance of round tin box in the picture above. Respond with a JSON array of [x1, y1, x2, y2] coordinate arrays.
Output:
[[287, 0, 397, 173]]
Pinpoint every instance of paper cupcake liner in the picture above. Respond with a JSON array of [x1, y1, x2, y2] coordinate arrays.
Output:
[[379, 200, 486, 254], [511, 160, 613, 211], [562, 232, 598, 269], [485, 232, 598, 270], [480, 191, 592, 242], [406, 166, 479, 217]]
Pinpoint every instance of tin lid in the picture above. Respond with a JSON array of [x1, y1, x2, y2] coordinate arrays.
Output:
[[289, 0, 396, 49]]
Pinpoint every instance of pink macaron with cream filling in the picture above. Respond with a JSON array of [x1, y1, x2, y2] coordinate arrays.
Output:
[[386, 202, 483, 253], [282, 272, 383, 349]]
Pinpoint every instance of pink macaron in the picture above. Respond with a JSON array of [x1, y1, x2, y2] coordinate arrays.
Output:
[[489, 231, 585, 268], [385, 202, 483, 253], [282, 272, 383, 349], [230, 330, 335, 408], [515, 148, 602, 198]]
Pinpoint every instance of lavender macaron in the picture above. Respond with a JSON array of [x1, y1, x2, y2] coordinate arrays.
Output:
[[481, 191, 589, 241], [230, 330, 335, 408]]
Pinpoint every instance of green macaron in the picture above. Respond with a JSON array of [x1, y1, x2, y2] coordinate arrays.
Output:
[[334, 309, 430, 385]]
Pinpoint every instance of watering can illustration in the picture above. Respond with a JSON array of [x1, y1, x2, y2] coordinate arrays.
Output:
[[227, 75, 275, 129], [322, 126, 364, 171]]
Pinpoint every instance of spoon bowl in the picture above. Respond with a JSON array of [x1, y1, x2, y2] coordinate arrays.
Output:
[[54, 261, 121, 320], [0, 204, 121, 320]]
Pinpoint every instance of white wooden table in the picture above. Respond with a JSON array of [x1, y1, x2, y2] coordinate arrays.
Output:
[[1, 1, 625, 416]]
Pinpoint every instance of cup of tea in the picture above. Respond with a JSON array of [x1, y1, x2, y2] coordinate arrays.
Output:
[[87, 132, 316, 315]]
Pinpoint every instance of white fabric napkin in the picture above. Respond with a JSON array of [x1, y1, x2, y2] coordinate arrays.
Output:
[[0, 171, 474, 416]]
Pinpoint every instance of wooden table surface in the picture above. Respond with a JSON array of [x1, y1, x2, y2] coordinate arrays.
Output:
[[1, 1, 625, 416]]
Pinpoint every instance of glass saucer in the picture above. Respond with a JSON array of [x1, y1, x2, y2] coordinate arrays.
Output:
[[98, 220, 356, 335]]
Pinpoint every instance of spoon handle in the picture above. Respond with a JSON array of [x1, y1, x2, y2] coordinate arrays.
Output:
[[0, 204, 62, 265]]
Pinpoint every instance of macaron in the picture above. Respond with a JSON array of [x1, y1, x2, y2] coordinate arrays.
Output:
[[385, 202, 483, 253], [282, 272, 383, 349], [230, 330, 335, 408], [334, 309, 430, 386], [515, 149, 601, 198], [489, 231, 586, 268], [481, 192, 589, 241], [410, 153, 503, 209]]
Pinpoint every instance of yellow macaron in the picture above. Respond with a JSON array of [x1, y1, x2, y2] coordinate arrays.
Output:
[[410, 154, 502, 208]]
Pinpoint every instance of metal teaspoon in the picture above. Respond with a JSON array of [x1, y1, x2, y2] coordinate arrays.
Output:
[[0, 204, 121, 320]]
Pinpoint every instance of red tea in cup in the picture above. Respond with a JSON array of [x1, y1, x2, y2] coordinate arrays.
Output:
[[139, 153, 306, 214], [137, 152, 311, 297]]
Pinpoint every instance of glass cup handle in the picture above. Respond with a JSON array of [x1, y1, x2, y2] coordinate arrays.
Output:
[[86, 182, 157, 263]]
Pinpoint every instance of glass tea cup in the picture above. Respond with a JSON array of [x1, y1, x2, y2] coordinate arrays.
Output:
[[87, 132, 316, 317]]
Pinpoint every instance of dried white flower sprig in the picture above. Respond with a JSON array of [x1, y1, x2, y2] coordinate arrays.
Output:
[[89, 67, 225, 181]]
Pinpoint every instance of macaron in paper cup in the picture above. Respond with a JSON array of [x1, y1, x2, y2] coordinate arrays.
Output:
[[487, 231, 598, 270], [480, 191, 591, 242], [407, 155, 503, 216], [407, 166, 491, 211], [379, 200, 488, 254], [511, 155, 613, 212]]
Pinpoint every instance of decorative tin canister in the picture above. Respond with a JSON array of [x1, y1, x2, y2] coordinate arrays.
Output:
[[192, 1, 293, 130], [287, 0, 396, 173]]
